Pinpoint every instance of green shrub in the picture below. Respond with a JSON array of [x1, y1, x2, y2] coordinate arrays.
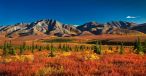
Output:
[[48, 50, 55, 57], [9, 48, 16, 55], [119, 42, 124, 54], [134, 37, 144, 54], [93, 41, 102, 54], [38, 46, 42, 51], [142, 40, 146, 53], [2, 41, 17, 56], [31, 42, 35, 53]]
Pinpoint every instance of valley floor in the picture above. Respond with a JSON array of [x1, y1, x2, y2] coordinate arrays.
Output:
[[0, 35, 146, 76]]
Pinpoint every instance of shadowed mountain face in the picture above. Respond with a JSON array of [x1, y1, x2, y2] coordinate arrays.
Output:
[[77, 22, 104, 35], [107, 21, 137, 29], [131, 23, 146, 33], [0, 19, 145, 38], [102, 21, 141, 34], [77, 21, 143, 35]]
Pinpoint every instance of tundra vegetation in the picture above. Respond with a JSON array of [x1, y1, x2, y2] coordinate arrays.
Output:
[[0, 37, 146, 76]]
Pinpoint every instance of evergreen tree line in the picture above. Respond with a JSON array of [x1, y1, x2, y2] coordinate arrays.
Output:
[[133, 37, 146, 54], [93, 38, 146, 55], [0, 42, 93, 56], [1, 41, 16, 56], [1, 37, 145, 56]]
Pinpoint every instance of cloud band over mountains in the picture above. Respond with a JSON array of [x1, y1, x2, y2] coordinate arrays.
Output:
[[126, 16, 137, 19]]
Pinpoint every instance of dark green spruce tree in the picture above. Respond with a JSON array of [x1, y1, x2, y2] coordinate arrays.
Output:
[[119, 42, 124, 54], [134, 37, 144, 54], [93, 41, 102, 54]]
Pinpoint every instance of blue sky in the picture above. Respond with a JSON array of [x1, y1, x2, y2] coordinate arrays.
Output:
[[0, 0, 146, 25]]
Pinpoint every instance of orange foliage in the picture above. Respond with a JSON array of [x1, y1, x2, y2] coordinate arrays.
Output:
[[0, 52, 146, 76]]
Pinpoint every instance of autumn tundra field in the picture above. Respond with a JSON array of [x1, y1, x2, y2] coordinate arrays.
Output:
[[0, 35, 146, 76]]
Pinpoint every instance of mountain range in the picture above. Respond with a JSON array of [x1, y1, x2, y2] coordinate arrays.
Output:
[[0, 19, 145, 38]]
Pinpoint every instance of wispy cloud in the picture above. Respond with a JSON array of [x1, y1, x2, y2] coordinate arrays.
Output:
[[126, 16, 137, 19]]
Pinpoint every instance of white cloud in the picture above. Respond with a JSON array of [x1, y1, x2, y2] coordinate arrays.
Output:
[[126, 16, 136, 19]]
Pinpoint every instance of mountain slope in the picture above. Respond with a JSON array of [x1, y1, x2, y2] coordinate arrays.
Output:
[[0, 19, 81, 37], [0, 19, 145, 38], [77, 21, 142, 35], [77, 22, 104, 35], [131, 23, 146, 33]]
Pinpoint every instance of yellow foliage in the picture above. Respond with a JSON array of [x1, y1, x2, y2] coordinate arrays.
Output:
[[90, 54, 100, 60], [62, 52, 71, 56], [83, 53, 100, 60], [2, 55, 34, 63], [103, 50, 114, 54], [4, 58, 12, 63], [38, 66, 64, 75], [0, 56, 2, 62], [19, 55, 34, 62], [84, 51, 90, 54]]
